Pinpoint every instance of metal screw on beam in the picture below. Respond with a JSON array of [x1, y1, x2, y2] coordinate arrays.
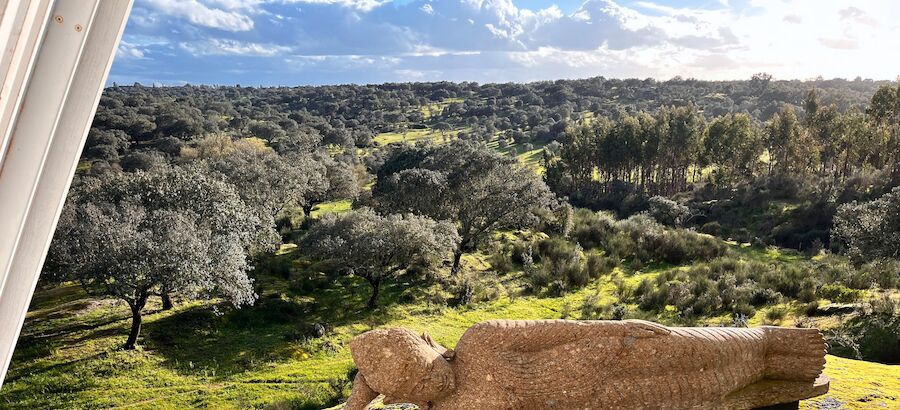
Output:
[[54, 15, 63, 24], [74, 24, 82, 32]]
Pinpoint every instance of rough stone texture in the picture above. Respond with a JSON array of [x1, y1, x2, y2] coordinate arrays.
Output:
[[345, 319, 829, 410]]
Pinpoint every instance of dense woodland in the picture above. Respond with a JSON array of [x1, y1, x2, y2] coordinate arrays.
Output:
[[13, 75, 899, 407]]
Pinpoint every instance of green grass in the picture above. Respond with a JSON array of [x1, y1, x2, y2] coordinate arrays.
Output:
[[309, 199, 352, 218], [485, 139, 546, 174], [420, 98, 465, 119], [372, 128, 462, 146], [3, 245, 897, 409]]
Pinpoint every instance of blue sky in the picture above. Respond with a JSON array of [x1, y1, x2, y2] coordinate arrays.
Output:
[[109, 0, 900, 86]]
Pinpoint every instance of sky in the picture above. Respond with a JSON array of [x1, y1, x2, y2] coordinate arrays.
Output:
[[108, 0, 900, 86]]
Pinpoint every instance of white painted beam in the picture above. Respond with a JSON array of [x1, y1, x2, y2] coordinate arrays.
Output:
[[0, 0, 133, 386]]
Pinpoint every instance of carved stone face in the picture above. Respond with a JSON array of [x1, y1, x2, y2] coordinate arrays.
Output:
[[350, 328, 456, 402]]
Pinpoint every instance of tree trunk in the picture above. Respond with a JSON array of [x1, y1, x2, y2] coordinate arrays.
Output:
[[366, 277, 381, 309], [124, 300, 145, 350], [161, 293, 173, 310], [450, 247, 464, 277]]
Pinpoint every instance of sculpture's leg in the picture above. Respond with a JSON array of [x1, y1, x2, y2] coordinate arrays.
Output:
[[345, 373, 378, 410]]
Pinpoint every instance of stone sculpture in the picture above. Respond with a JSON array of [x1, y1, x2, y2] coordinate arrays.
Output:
[[345, 319, 829, 410]]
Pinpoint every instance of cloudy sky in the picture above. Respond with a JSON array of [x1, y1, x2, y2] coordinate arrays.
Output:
[[108, 0, 900, 86]]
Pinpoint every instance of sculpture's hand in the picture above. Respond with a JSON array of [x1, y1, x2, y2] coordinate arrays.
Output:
[[344, 373, 378, 410], [422, 331, 455, 359]]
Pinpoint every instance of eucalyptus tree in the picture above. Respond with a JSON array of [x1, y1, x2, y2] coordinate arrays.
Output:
[[866, 84, 900, 176], [303, 209, 459, 308], [372, 140, 554, 274], [765, 106, 815, 175], [803, 89, 841, 175], [661, 104, 705, 193], [704, 113, 762, 184], [558, 120, 602, 188], [47, 166, 263, 349]]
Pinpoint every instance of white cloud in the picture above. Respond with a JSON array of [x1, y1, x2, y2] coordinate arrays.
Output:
[[144, 0, 255, 31], [116, 42, 146, 59], [838, 7, 877, 27], [180, 39, 291, 56], [421, 3, 434, 15], [282, 0, 388, 12], [783, 14, 802, 24], [818, 36, 858, 50]]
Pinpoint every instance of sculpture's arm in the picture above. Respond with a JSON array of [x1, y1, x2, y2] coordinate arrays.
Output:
[[458, 319, 669, 352], [344, 373, 378, 410], [450, 320, 669, 399]]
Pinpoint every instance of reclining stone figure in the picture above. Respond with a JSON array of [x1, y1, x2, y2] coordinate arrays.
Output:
[[345, 319, 829, 409]]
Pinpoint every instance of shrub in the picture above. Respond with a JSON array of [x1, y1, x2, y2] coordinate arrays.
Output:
[[580, 293, 603, 319], [700, 221, 721, 236], [447, 272, 505, 306], [818, 283, 863, 303], [488, 251, 516, 274], [859, 260, 900, 290], [522, 237, 612, 294], [560, 300, 572, 319], [826, 296, 899, 363], [571, 209, 617, 250], [804, 301, 820, 317], [605, 304, 628, 320], [585, 253, 616, 278], [633, 256, 810, 316], [764, 306, 787, 324], [798, 277, 818, 303], [573, 210, 727, 265], [648, 196, 693, 226], [732, 302, 756, 318]]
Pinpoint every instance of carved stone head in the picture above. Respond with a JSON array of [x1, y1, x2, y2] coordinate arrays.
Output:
[[349, 328, 456, 403]]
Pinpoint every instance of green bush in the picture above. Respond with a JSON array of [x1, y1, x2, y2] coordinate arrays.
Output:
[[523, 238, 595, 294], [571, 209, 617, 250], [764, 306, 788, 324], [700, 221, 722, 236], [488, 250, 516, 274], [580, 293, 602, 319], [585, 253, 616, 278], [448, 272, 505, 306], [634, 256, 788, 315], [819, 283, 863, 303], [571, 210, 726, 266], [826, 296, 899, 364]]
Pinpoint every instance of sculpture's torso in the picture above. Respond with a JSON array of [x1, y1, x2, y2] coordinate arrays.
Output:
[[435, 321, 775, 410]]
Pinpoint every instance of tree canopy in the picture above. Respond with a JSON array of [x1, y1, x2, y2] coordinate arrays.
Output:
[[372, 140, 554, 273], [47, 165, 262, 348], [302, 208, 459, 308]]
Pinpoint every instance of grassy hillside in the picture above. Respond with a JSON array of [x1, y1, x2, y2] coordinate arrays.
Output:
[[3, 243, 897, 409]]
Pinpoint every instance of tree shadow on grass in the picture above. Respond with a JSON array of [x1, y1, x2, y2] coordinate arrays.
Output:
[[142, 276, 404, 378]]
